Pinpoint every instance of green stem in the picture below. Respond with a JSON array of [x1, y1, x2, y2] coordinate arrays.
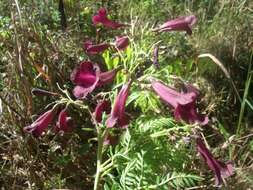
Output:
[[94, 128, 109, 190], [94, 131, 103, 190], [150, 126, 191, 138], [100, 157, 112, 169], [236, 52, 253, 137]]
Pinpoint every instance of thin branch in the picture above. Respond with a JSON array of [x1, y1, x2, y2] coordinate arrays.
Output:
[[14, 0, 23, 27]]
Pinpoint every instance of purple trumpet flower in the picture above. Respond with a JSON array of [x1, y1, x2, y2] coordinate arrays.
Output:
[[94, 100, 119, 145], [115, 36, 129, 50], [31, 88, 59, 97], [152, 81, 208, 125], [106, 80, 132, 128], [92, 8, 126, 29], [153, 15, 197, 35], [98, 67, 122, 87], [23, 109, 55, 137], [71, 61, 121, 99], [71, 61, 100, 99], [196, 137, 234, 186], [83, 40, 110, 55], [94, 100, 111, 123], [55, 108, 74, 133]]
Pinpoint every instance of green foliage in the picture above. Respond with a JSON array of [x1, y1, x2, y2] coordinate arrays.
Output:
[[128, 90, 160, 113], [102, 115, 199, 189], [104, 118, 202, 189]]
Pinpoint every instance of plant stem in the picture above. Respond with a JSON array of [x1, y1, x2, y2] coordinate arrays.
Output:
[[94, 127, 109, 190], [94, 130, 103, 190], [150, 126, 191, 138], [236, 52, 253, 136]]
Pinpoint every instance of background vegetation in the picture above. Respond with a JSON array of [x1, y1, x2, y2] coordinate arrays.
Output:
[[0, 0, 252, 189]]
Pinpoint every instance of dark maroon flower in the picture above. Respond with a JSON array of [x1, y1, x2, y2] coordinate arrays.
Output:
[[153, 15, 197, 35], [93, 101, 119, 145], [71, 61, 100, 99], [55, 108, 74, 133], [152, 80, 208, 125], [71, 61, 121, 99], [97, 67, 122, 86], [31, 88, 59, 97], [83, 40, 110, 55], [92, 8, 126, 29], [23, 109, 54, 137], [196, 137, 234, 186], [115, 36, 129, 50], [106, 80, 132, 128], [94, 100, 111, 123], [153, 45, 159, 68]]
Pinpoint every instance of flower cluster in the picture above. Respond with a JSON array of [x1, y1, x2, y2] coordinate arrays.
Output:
[[23, 107, 74, 137], [24, 7, 132, 143], [24, 8, 233, 186]]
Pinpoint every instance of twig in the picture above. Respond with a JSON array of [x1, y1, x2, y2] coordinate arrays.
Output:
[[11, 12, 23, 75], [186, 185, 207, 190], [14, 0, 23, 27], [236, 133, 253, 141]]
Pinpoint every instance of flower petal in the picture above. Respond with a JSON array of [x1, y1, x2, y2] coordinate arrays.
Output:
[[55, 108, 74, 133], [23, 109, 54, 137], [92, 8, 126, 29], [174, 102, 209, 126], [154, 15, 197, 35], [97, 67, 121, 86], [94, 100, 111, 123], [196, 138, 234, 186], [71, 61, 99, 87], [152, 80, 208, 125], [92, 8, 107, 25], [106, 80, 132, 128], [72, 85, 92, 99], [83, 40, 93, 50], [86, 44, 110, 54], [152, 81, 196, 108], [115, 36, 129, 50], [84, 40, 110, 55], [71, 61, 100, 99]]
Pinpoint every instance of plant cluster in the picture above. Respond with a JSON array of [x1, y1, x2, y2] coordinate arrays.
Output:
[[2, 0, 253, 189], [22, 7, 236, 189]]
